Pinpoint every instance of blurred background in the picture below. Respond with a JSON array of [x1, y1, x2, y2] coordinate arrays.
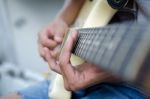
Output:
[[0, 0, 64, 95]]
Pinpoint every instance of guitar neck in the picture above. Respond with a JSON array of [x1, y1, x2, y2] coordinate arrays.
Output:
[[72, 23, 150, 93]]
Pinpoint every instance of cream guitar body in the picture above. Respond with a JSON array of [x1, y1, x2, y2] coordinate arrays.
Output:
[[49, 0, 117, 99]]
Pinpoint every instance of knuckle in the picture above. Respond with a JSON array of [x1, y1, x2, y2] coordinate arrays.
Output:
[[50, 67, 55, 72], [49, 65, 55, 71], [43, 39, 57, 49], [64, 84, 71, 91], [41, 54, 46, 61], [59, 59, 66, 66], [39, 49, 45, 57], [67, 80, 79, 91], [42, 39, 49, 46], [50, 51, 57, 59], [42, 39, 47, 45], [51, 41, 57, 48], [69, 84, 79, 91], [40, 52, 44, 57]]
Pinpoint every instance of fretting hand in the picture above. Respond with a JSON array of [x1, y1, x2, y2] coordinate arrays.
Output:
[[38, 18, 68, 74], [45, 31, 120, 91]]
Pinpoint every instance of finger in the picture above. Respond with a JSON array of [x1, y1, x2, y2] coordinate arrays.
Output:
[[59, 31, 78, 81], [44, 47, 61, 74], [60, 31, 78, 64], [38, 44, 46, 60], [50, 45, 61, 59], [54, 33, 64, 44], [54, 28, 67, 43], [38, 30, 57, 49], [46, 26, 55, 37], [42, 39, 57, 49], [54, 23, 68, 43]]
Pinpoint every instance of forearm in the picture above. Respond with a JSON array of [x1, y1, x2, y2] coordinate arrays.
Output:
[[56, 0, 85, 26], [0, 93, 22, 99]]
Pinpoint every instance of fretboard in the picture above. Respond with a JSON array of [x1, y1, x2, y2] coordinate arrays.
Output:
[[72, 23, 150, 93]]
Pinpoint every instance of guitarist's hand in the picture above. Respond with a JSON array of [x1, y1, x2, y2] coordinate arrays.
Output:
[[45, 31, 120, 91], [38, 18, 68, 74], [38, 0, 85, 74]]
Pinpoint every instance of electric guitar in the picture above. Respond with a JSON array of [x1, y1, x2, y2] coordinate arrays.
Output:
[[48, 0, 150, 99], [73, 23, 150, 95]]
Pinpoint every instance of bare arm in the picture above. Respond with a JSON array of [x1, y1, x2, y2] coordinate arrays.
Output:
[[57, 0, 85, 25], [39, 0, 85, 74], [1, 1, 85, 99], [0, 93, 22, 99]]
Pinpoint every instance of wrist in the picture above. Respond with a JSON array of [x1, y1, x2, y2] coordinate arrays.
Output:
[[55, 16, 71, 27]]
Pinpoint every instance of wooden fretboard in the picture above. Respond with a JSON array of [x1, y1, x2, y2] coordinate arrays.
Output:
[[72, 23, 150, 94]]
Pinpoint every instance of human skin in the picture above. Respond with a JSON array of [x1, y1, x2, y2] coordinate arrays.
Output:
[[44, 31, 120, 91], [1, 0, 119, 98], [39, 0, 120, 91]]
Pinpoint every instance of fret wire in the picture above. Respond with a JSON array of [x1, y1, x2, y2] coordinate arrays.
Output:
[[82, 29, 91, 59], [75, 30, 83, 56], [74, 23, 148, 63], [79, 33, 87, 58], [74, 23, 149, 57], [92, 28, 104, 63], [74, 34, 81, 55], [81, 29, 92, 59], [74, 37, 79, 54], [75, 33, 85, 56], [87, 28, 100, 61], [85, 29, 96, 61], [100, 25, 118, 67], [123, 25, 150, 80], [81, 29, 90, 58], [78, 33, 85, 55], [120, 25, 144, 77], [94, 28, 108, 65], [82, 33, 89, 58], [72, 23, 150, 86], [75, 30, 89, 56], [91, 28, 103, 63], [96, 27, 111, 64], [107, 25, 131, 74], [76, 35, 83, 55], [77, 36, 83, 55], [87, 29, 95, 60], [80, 33, 88, 57], [74, 30, 81, 55], [117, 26, 141, 77], [73, 39, 78, 55], [79, 34, 87, 56]]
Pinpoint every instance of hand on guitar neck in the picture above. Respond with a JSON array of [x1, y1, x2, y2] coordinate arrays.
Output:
[[38, 18, 68, 74], [54, 32, 120, 91], [38, 18, 120, 91], [38, 0, 119, 96], [38, 0, 85, 75]]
